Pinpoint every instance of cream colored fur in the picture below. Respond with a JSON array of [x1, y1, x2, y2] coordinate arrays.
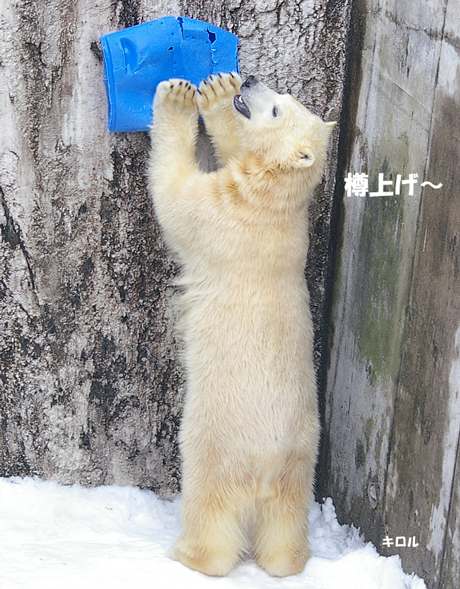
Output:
[[148, 73, 334, 577]]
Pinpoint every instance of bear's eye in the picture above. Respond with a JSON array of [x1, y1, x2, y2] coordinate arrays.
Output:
[[272, 106, 279, 118]]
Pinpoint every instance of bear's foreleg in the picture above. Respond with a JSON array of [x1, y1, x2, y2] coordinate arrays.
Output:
[[197, 73, 241, 166], [253, 456, 314, 577], [149, 79, 199, 200]]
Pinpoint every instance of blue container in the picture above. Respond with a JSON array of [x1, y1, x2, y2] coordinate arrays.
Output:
[[101, 17, 240, 132]]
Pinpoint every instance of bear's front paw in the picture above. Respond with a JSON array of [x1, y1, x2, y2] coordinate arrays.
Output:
[[197, 72, 241, 115], [153, 79, 197, 115]]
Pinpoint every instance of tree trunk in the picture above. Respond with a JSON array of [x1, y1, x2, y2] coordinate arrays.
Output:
[[0, 0, 350, 493], [318, 1, 460, 587]]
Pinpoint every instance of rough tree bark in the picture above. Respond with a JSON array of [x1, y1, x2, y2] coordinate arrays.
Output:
[[318, 1, 460, 587], [0, 0, 350, 493]]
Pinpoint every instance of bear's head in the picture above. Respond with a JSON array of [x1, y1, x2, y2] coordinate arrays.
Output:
[[233, 76, 335, 206]]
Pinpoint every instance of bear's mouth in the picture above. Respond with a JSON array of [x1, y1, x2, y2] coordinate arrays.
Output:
[[234, 94, 251, 119]]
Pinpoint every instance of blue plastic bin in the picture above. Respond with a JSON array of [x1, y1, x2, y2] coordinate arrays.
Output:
[[101, 17, 240, 132]]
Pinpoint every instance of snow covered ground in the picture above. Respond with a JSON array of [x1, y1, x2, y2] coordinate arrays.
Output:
[[0, 477, 426, 589]]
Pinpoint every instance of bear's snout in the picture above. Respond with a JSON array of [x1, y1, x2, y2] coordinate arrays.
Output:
[[241, 75, 259, 89]]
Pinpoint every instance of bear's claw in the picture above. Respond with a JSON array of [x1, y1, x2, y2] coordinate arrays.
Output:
[[154, 79, 197, 114], [197, 72, 241, 109]]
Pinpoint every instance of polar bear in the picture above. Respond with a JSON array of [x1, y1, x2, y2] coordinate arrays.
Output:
[[148, 73, 334, 577]]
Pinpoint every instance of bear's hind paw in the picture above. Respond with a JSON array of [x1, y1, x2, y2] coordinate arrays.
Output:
[[256, 549, 309, 577], [168, 541, 238, 577]]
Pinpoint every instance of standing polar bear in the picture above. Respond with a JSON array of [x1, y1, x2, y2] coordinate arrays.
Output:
[[148, 73, 334, 577]]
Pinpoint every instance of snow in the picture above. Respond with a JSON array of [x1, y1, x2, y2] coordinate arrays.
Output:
[[0, 477, 426, 589]]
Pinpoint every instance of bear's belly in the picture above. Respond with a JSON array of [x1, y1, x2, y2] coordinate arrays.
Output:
[[178, 283, 316, 456]]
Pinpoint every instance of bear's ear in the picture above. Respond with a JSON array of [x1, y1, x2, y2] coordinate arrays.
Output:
[[297, 147, 316, 168]]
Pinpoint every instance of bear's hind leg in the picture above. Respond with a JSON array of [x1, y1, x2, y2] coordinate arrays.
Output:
[[170, 482, 248, 576], [253, 458, 313, 577]]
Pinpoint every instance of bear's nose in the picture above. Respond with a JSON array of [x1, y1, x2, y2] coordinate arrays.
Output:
[[241, 75, 259, 89]]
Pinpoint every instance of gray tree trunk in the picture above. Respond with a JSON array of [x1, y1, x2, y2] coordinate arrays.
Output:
[[319, 1, 460, 587], [0, 0, 350, 493]]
